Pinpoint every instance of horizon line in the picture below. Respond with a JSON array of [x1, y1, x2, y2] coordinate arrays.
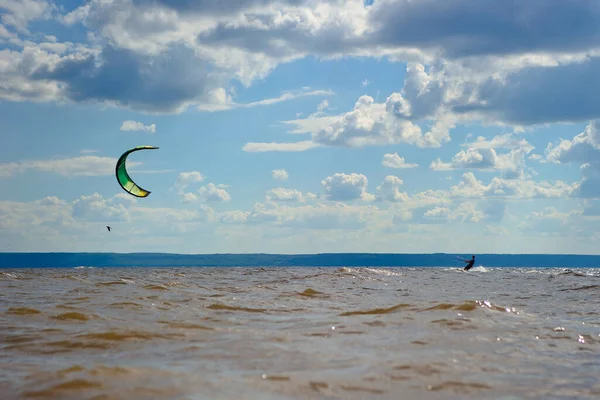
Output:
[[1, 252, 600, 256]]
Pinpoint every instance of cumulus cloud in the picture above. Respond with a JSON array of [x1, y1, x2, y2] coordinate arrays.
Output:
[[0, 0, 55, 34], [172, 171, 206, 195], [449, 172, 576, 199], [518, 207, 583, 236], [198, 183, 231, 202], [172, 171, 231, 205], [120, 120, 156, 133], [375, 176, 409, 202], [430, 148, 530, 179], [430, 133, 535, 179], [382, 153, 418, 169], [0, 196, 76, 242], [1, 0, 354, 113], [464, 133, 535, 152], [232, 201, 379, 231], [321, 173, 375, 202], [272, 169, 289, 181], [170, 172, 230, 203], [72, 193, 132, 222], [282, 93, 452, 150], [397, 201, 487, 225], [2, 0, 600, 129], [544, 121, 600, 198], [545, 121, 600, 165], [265, 188, 305, 202], [274, 54, 600, 152]]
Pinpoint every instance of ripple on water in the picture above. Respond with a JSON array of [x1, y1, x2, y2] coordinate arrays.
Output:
[[76, 330, 185, 341], [339, 303, 412, 316], [207, 304, 268, 313], [6, 307, 41, 315], [427, 381, 492, 394], [297, 288, 330, 298], [109, 302, 144, 309], [3, 266, 600, 400], [157, 321, 214, 330], [143, 285, 169, 291], [95, 281, 128, 286], [51, 312, 91, 321], [23, 379, 103, 398]]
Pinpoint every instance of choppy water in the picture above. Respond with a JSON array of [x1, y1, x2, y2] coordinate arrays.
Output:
[[1, 266, 600, 400]]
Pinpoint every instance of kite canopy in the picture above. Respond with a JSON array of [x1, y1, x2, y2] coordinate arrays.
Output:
[[115, 145, 159, 198]]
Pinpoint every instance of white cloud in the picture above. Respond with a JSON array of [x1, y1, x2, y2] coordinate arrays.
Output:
[[430, 133, 534, 179], [72, 193, 132, 222], [381, 153, 418, 169], [394, 201, 487, 226], [361, 79, 369, 87], [237, 201, 380, 231], [375, 176, 409, 203], [544, 121, 600, 198], [1, 0, 600, 129], [321, 172, 375, 202], [0, 196, 77, 243], [198, 183, 231, 202], [175, 171, 205, 187], [287, 94, 452, 149], [197, 88, 333, 112], [170, 172, 230, 203], [518, 207, 584, 236], [265, 188, 305, 202], [317, 100, 329, 112], [272, 169, 289, 181], [529, 154, 543, 162], [172, 171, 206, 200], [449, 172, 576, 199], [463, 133, 535, 152], [430, 148, 529, 179], [242, 141, 320, 152], [545, 121, 600, 165], [0, 155, 141, 177], [120, 120, 156, 133], [0, 0, 55, 34]]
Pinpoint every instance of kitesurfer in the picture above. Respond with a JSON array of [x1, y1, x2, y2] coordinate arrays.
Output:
[[463, 255, 475, 271], [106, 226, 111, 232]]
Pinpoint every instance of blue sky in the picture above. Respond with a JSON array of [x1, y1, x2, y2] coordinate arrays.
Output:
[[1, 0, 600, 254]]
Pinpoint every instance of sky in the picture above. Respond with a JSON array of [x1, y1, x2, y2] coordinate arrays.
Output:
[[1, 0, 600, 254]]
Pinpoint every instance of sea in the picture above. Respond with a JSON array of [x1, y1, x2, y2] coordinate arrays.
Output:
[[1, 253, 600, 400]]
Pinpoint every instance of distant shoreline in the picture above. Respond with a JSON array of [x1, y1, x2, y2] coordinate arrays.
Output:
[[1, 252, 600, 268]]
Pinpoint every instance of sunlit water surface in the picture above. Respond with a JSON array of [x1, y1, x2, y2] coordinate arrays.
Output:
[[1, 266, 600, 400]]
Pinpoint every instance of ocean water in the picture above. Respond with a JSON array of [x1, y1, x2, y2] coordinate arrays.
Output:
[[1, 265, 599, 400]]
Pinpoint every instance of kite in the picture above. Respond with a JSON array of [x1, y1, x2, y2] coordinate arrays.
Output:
[[115, 145, 159, 198]]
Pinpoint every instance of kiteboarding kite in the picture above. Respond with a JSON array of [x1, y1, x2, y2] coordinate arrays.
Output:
[[115, 145, 159, 198]]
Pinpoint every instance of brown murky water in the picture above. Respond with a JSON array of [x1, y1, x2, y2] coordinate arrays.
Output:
[[1, 266, 600, 400]]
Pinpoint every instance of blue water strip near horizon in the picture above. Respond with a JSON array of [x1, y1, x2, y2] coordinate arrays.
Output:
[[1, 253, 600, 268]]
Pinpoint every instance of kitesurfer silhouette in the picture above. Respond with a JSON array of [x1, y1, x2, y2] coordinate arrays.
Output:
[[106, 226, 111, 232], [463, 255, 475, 271]]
